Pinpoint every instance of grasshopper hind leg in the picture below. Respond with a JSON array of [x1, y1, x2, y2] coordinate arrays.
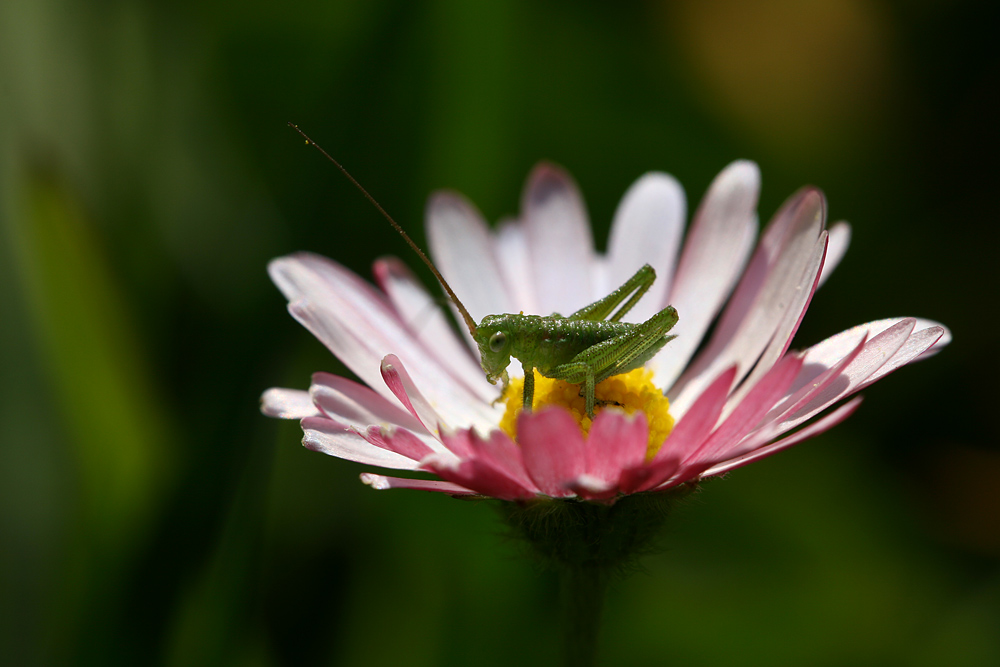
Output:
[[547, 306, 679, 418]]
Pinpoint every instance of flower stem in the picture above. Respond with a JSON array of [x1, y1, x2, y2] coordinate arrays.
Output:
[[498, 491, 696, 665], [560, 564, 610, 667]]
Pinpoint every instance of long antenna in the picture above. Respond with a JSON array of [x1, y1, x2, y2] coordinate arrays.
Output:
[[289, 122, 478, 337]]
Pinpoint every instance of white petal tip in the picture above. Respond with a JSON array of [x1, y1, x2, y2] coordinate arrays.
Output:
[[360, 473, 390, 490], [260, 387, 318, 419]]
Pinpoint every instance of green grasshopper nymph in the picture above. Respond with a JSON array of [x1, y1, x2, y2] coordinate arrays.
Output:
[[290, 124, 679, 418]]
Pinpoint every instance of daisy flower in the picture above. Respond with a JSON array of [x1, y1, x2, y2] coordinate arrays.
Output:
[[261, 161, 950, 504]]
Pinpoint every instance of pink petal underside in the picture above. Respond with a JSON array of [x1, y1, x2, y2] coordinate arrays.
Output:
[[604, 172, 686, 322], [756, 331, 869, 429], [373, 257, 494, 402], [436, 427, 534, 490], [679, 353, 805, 473], [467, 428, 536, 491], [914, 318, 951, 359], [620, 366, 738, 494], [518, 407, 587, 498], [779, 318, 915, 422], [274, 254, 498, 429], [495, 219, 539, 315], [854, 324, 946, 391], [360, 425, 438, 462], [425, 191, 515, 323], [737, 318, 916, 451], [668, 188, 826, 416], [522, 163, 596, 316], [380, 354, 448, 438], [565, 474, 619, 501], [584, 409, 650, 485], [817, 221, 851, 288], [300, 416, 422, 470], [260, 388, 320, 419], [655, 365, 738, 463], [310, 372, 426, 433], [619, 455, 684, 495], [719, 232, 828, 414], [849, 318, 950, 361], [422, 451, 536, 500], [437, 426, 476, 458], [360, 473, 477, 495], [700, 397, 863, 478], [652, 161, 760, 391]]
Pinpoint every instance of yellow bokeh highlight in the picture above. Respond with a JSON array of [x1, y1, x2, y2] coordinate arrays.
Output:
[[498, 368, 675, 460]]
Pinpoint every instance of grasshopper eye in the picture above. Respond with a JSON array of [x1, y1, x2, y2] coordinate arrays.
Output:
[[489, 331, 507, 353]]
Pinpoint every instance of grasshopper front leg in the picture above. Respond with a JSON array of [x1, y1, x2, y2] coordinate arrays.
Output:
[[522, 366, 535, 411]]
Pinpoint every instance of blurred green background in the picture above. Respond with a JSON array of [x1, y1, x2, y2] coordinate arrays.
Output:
[[2, 0, 998, 665]]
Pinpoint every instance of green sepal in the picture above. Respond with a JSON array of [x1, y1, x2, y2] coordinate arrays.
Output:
[[496, 485, 698, 572]]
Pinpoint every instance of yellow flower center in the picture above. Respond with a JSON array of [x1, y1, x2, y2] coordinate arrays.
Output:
[[498, 368, 675, 460]]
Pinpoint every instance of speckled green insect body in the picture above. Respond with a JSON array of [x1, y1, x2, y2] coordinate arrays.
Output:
[[473, 264, 678, 417]]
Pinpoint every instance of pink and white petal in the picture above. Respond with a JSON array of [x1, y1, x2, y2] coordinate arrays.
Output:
[[622, 367, 738, 493], [360, 473, 477, 495], [862, 316, 948, 342], [914, 318, 951, 359], [288, 299, 390, 404], [818, 221, 851, 288], [669, 188, 825, 415], [380, 354, 450, 438], [523, 163, 596, 316], [741, 319, 915, 449], [690, 187, 823, 367], [360, 425, 439, 462], [467, 429, 536, 491], [422, 452, 536, 500], [585, 409, 649, 486], [605, 172, 686, 321], [760, 331, 868, 426], [652, 161, 760, 390], [495, 219, 539, 315], [700, 397, 863, 478], [785, 318, 914, 418], [374, 257, 494, 401], [799, 319, 899, 369], [518, 407, 587, 498], [655, 366, 738, 464], [854, 324, 946, 391], [298, 256, 494, 423], [310, 372, 426, 432], [301, 416, 423, 470], [276, 254, 499, 428], [565, 474, 620, 501], [425, 191, 515, 322], [261, 387, 319, 419], [437, 426, 477, 459], [681, 354, 805, 470], [720, 232, 827, 413], [290, 299, 490, 430], [619, 455, 683, 495]]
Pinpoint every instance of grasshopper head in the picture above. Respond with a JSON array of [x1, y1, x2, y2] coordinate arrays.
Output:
[[474, 315, 513, 386]]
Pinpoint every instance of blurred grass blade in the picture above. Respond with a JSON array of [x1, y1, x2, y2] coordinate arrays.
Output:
[[6, 171, 176, 660], [10, 172, 173, 546]]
